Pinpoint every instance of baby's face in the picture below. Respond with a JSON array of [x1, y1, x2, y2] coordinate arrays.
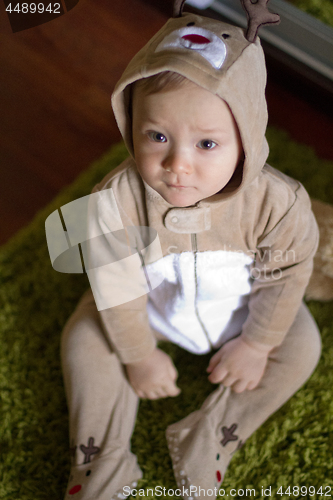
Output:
[[132, 80, 243, 207]]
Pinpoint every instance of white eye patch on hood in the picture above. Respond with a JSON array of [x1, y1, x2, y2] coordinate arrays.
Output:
[[155, 26, 227, 69]]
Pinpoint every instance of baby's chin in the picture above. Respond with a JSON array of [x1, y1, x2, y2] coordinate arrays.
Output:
[[159, 188, 202, 208], [146, 179, 206, 207]]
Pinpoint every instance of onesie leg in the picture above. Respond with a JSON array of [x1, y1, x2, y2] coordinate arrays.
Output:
[[166, 302, 321, 499], [61, 290, 142, 500]]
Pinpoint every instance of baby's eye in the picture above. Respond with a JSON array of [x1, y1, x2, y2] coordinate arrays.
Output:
[[148, 131, 167, 143], [197, 140, 217, 150]]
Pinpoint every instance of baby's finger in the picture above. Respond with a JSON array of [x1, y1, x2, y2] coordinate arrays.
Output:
[[145, 390, 162, 400], [165, 381, 181, 397], [232, 379, 248, 393], [155, 388, 170, 399], [207, 351, 222, 373], [246, 380, 259, 391], [218, 374, 237, 388], [169, 365, 179, 382], [208, 365, 228, 384]]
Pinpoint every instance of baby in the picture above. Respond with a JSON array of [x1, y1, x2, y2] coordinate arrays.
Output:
[[61, 4, 321, 500]]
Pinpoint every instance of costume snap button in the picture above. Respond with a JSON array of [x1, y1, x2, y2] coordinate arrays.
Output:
[[171, 216, 178, 223]]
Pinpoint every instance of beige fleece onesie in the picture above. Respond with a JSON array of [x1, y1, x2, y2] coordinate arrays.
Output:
[[61, 12, 321, 500]]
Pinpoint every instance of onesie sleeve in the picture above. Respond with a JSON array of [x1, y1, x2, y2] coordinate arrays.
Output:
[[84, 172, 157, 364], [240, 182, 319, 347]]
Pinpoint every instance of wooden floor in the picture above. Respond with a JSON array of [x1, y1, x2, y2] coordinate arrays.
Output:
[[0, 0, 332, 245]]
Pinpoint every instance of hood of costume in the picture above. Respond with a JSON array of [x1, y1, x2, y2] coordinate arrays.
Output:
[[84, 13, 318, 363], [111, 12, 269, 200]]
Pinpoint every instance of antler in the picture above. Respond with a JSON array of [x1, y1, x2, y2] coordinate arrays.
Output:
[[241, 0, 280, 43], [173, 0, 187, 18]]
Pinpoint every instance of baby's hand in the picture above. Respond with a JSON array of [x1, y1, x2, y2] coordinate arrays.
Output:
[[126, 347, 181, 400], [207, 336, 273, 393]]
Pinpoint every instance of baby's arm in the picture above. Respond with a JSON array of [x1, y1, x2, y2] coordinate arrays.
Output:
[[126, 347, 181, 400], [207, 336, 274, 393]]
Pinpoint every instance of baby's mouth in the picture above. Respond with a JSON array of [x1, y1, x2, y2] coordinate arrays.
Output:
[[167, 184, 191, 189]]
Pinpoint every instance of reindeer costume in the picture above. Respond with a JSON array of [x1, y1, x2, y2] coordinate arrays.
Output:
[[61, 2, 321, 498]]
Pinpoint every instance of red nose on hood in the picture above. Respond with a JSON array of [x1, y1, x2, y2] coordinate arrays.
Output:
[[182, 34, 211, 44], [69, 485, 82, 495]]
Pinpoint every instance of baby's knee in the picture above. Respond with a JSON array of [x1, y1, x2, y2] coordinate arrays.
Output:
[[287, 303, 321, 379], [300, 325, 321, 376], [61, 305, 107, 367]]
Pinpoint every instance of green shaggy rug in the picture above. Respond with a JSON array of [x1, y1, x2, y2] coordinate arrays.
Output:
[[0, 128, 332, 500]]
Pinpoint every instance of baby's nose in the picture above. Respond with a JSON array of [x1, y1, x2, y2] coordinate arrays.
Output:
[[163, 151, 192, 174]]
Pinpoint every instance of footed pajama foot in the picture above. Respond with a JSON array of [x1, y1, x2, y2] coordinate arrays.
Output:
[[166, 406, 240, 500], [64, 449, 142, 500]]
